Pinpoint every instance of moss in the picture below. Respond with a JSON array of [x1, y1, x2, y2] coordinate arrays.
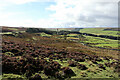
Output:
[[2, 74, 25, 79], [4, 52, 14, 57], [32, 37, 37, 40]]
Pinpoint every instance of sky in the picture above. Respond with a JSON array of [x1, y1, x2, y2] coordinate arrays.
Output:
[[0, 0, 119, 28]]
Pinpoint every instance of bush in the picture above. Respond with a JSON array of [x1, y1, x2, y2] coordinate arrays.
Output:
[[2, 28, 13, 32], [77, 64, 88, 70], [26, 28, 40, 33], [26, 28, 56, 35], [68, 60, 77, 67], [29, 74, 42, 80]]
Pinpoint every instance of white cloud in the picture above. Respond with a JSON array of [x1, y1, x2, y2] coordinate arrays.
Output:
[[0, 0, 119, 28], [46, 0, 118, 28]]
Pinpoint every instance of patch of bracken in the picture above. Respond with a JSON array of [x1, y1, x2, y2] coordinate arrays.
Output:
[[98, 64, 106, 70], [105, 63, 111, 67], [92, 60, 98, 64], [61, 67, 75, 75], [68, 60, 77, 67], [29, 74, 42, 80], [74, 57, 85, 62], [77, 64, 88, 70]]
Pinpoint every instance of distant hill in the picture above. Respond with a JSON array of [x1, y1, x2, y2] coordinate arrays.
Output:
[[103, 28, 120, 31], [46, 28, 75, 31]]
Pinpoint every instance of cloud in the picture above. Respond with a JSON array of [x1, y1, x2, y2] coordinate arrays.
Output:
[[45, 0, 119, 28], [0, 0, 119, 28]]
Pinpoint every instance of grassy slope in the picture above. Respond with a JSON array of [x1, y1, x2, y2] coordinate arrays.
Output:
[[53, 59, 118, 78], [80, 28, 118, 37], [82, 35, 118, 48], [78, 28, 119, 49]]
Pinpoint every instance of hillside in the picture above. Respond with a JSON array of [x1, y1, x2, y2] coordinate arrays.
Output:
[[1, 27, 120, 79]]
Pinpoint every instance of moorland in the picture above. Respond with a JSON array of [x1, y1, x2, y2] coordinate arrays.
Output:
[[1, 26, 120, 80]]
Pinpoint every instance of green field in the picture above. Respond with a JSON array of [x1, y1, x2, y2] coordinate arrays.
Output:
[[76, 28, 119, 49], [64, 33, 118, 49], [80, 28, 118, 37], [82, 35, 118, 48]]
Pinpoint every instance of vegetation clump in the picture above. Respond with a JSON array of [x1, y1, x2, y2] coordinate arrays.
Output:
[[77, 64, 88, 70]]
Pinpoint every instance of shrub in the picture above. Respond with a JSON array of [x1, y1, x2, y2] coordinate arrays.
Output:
[[26, 28, 56, 35], [61, 67, 75, 75], [68, 60, 77, 67], [98, 64, 106, 70], [77, 64, 88, 70], [29, 74, 42, 80]]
